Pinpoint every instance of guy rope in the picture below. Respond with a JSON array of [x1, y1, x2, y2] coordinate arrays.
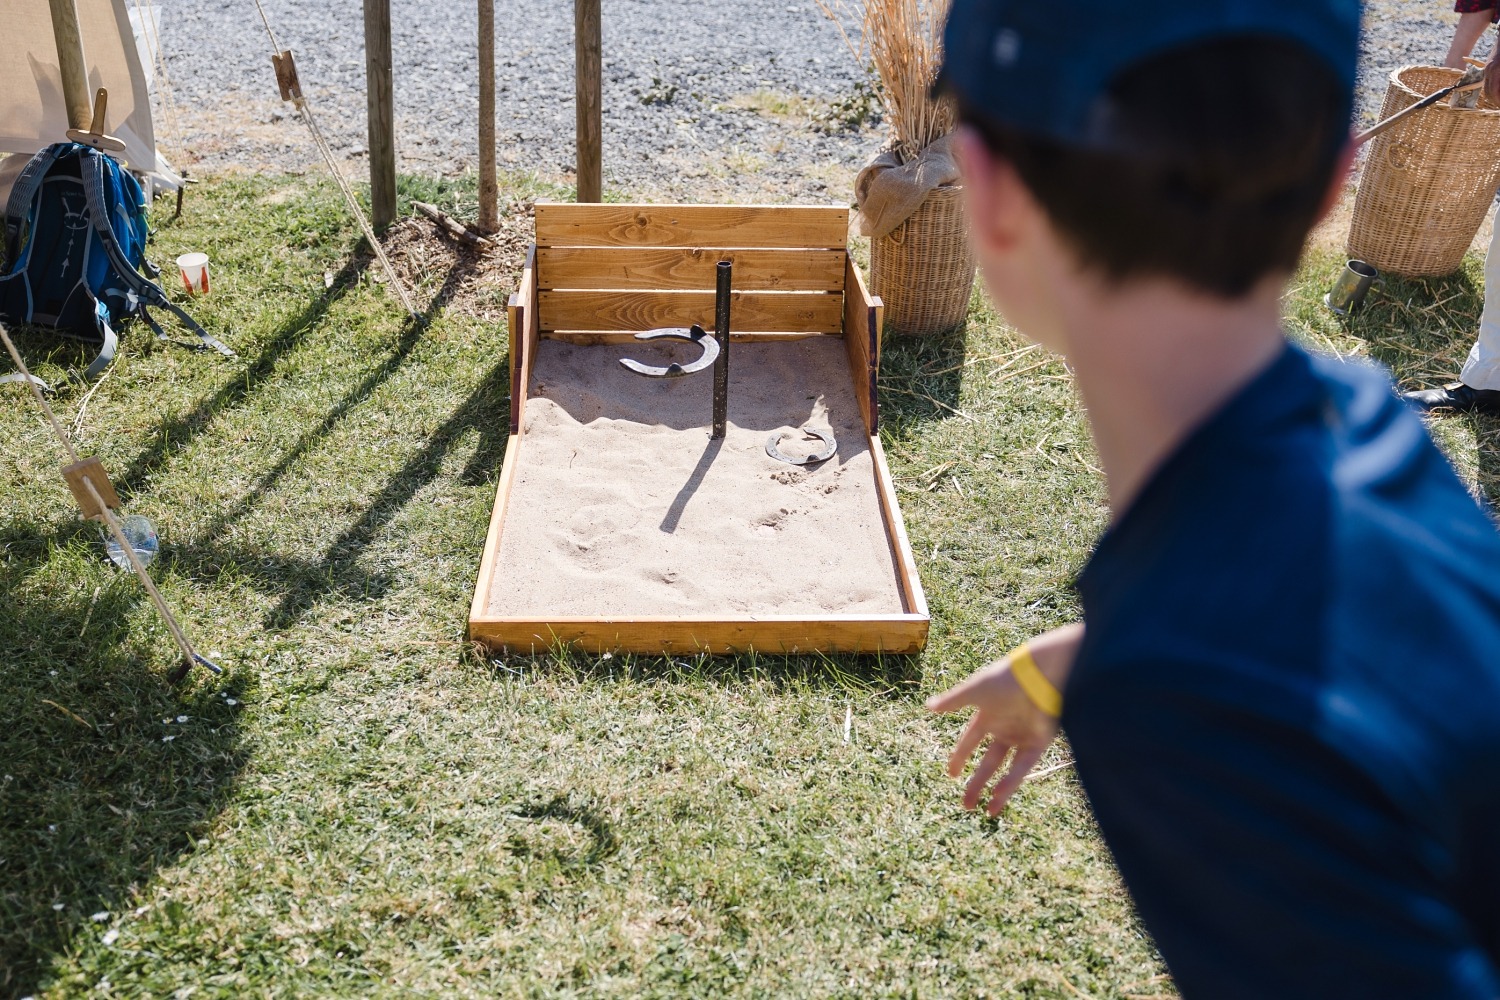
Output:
[[248, 0, 418, 318], [0, 322, 221, 684]]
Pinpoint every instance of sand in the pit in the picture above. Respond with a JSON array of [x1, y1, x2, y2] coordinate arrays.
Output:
[[486, 336, 906, 617]]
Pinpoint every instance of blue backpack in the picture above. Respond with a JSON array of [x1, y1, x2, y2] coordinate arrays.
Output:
[[0, 142, 231, 386]]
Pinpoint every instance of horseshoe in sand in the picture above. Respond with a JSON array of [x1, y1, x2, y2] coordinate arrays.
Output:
[[618, 324, 720, 378], [766, 427, 837, 466]]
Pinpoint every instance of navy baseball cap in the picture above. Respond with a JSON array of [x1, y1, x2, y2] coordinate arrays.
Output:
[[936, 0, 1359, 147]]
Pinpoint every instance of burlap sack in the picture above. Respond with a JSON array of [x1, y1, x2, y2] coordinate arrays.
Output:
[[853, 133, 960, 239]]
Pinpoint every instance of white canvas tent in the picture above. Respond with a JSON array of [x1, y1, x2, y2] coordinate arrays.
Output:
[[2, 0, 180, 196]]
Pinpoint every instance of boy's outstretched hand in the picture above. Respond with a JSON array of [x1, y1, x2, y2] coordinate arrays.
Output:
[[926, 623, 1084, 816]]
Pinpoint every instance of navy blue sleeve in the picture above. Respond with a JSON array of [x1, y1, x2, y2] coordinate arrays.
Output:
[[1065, 664, 1500, 1000]]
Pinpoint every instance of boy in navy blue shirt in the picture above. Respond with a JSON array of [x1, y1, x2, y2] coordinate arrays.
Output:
[[925, 2, 1500, 996]]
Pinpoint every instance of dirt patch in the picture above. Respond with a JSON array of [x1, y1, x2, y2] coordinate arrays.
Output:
[[378, 206, 533, 324]]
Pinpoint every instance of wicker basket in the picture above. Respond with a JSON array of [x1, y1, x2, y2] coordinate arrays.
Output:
[[870, 184, 976, 336], [1348, 65, 1500, 277]]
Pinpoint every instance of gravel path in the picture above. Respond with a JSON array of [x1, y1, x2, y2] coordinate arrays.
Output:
[[1356, 0, 1494, 126], [154, 0, 1491, 200], [160, 0, 875, 201]]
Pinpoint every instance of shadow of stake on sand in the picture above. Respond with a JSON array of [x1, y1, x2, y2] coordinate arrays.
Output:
[[659, 437, 724, 534]]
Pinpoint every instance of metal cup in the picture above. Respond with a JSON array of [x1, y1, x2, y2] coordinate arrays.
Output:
[[1324, 259, 1378, 315]]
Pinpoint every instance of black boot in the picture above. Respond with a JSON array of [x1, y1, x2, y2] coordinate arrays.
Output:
[[1402, 382, 1500, 414]]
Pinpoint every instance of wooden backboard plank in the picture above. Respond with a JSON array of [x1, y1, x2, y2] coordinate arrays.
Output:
[[537, 247, 846, 292], [539, 289, 844, 333], [535, 203, 849, 249]]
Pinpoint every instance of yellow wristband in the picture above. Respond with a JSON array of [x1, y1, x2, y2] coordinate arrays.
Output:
[[1009, 643, 1063, 717]]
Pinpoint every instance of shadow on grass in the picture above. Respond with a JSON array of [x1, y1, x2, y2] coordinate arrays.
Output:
[[239, 248, 506, 627], [1325, 266, 1500, 509], [184, 241, 492, 550], [511, 796, 621, 868], [1337, 267, 1483, 386], [35, 245, 509, 630], [875, 321, 972, 440], [0, 517, 400, 611], [260, 358, 510, 630], [112, 254, 373, 500], [484, 646, 926, 697], [0, 538, 246, 999], [4, 361, 501, 619]]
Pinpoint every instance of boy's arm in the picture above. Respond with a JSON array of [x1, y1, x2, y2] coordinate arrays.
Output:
[[926, 623, 1083, 816]]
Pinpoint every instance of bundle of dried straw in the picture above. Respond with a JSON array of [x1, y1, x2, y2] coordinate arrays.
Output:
[[817, 0, 955, 158]]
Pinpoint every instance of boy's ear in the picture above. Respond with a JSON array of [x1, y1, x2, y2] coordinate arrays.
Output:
[[1315, 137, 1357, 225], [954, 125, 1028, 258]]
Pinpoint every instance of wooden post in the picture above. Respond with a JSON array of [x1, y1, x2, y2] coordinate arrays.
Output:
[[48, 0, 94, 131], [363, 0, 397, 229], [477, 0, 497, 233], [574, 0, 602, 203]]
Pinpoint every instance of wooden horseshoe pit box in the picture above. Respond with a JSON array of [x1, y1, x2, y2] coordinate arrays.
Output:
[[468, 203, 929, 655]]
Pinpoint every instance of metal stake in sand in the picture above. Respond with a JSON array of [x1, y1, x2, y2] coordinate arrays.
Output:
[[0, 323, 221, 683], [616, 260, 733, 438], [712, 259, 731, 439]]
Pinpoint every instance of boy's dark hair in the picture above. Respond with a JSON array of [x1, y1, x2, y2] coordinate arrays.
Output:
[[958, 37, 1349, 298]]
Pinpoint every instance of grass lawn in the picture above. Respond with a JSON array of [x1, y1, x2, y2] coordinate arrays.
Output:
[[1, 173, 1494, 999]]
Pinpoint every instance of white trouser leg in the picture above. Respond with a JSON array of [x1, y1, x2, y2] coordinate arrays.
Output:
[[1460, 212, 1500, 390]]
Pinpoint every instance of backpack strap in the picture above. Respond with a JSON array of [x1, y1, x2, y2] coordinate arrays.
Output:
[[77, 152, 234, 359], [82, 297, 119, 380], [137, 303, 171, 342], [4, 143, 69, 265], [0, 372, 50, 389]]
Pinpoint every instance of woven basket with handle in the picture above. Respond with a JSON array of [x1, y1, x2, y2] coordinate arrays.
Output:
[[870, 183, 976, 336], [1348, 65, 1500, 277]]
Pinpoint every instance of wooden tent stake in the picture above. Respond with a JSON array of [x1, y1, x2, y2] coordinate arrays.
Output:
[[63, 456, 121, 517]]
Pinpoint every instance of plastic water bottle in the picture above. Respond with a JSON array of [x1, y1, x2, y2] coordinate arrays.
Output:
[[104, 515, 159, 571]]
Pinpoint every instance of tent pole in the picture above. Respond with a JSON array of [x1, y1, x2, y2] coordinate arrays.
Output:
[[575, 0, 601, 203], [363, 0, 397, 229], [477, 0, 497, 233], [48, 0, 94, 131]]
